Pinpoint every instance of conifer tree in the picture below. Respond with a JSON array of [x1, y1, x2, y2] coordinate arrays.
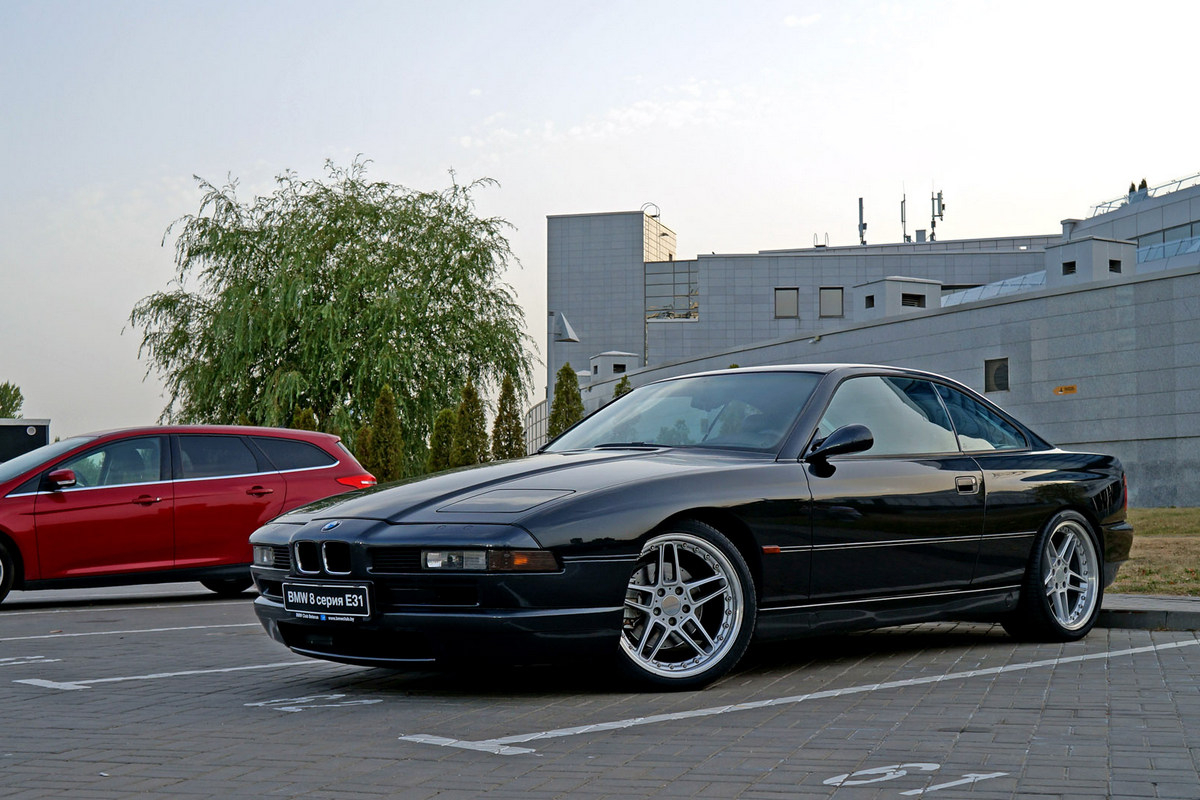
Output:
[[491, 374, 526, 460], [290, 407, 318, 431], [547, 362, 584, 439], [366, 384, 404, 482], [612, 375, 632, 399], [449, 379, 489, 467], [425, 407, 457, 473], [354, 422, 374, 476]]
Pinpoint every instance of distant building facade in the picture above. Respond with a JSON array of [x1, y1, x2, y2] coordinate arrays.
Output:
[[532, 175, 1200, 506]]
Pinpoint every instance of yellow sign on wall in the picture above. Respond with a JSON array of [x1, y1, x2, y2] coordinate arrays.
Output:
[[1053, 385, 1078, 396]]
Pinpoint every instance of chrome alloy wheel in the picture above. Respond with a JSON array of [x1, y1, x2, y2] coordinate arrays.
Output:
[[621, 532, 746, 679], [1041, 517, 1100, 631]]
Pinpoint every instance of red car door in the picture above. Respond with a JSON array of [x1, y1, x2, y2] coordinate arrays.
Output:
[[33, 435, 174, 579], [171, 434, 285, 568]]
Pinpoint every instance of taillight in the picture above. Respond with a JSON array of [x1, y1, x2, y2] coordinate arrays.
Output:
[[337, 473, 377, 489]]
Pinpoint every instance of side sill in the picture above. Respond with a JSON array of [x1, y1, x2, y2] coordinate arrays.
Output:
[[755, 585, 1020, 640]]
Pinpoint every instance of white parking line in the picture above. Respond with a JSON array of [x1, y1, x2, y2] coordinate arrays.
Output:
[[13, 660, 338, 691], [0, 623, 258, 642], [397, 638, 1200, 756], [1, 655, 61, 667]]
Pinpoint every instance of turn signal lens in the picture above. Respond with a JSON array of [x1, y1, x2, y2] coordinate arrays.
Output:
[[488, 550, 560, 572], [337, 474, 377, 488], [252, 545, 275, 567]]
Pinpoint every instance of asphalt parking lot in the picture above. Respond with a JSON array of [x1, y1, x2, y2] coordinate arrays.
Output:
[[2, 586, 1198, 799]]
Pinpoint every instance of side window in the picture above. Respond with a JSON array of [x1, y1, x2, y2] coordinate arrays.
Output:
[[178, 435, 262, 479], [934, 384, 1027, 451], [252, 437, 337, 471], [817, 376, 958, 456], [58, 437, 163, 488]]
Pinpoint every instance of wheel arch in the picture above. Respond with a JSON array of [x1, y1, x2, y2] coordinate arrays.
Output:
[[0, 528, 27, 590], [651, 508, 763, 601], [1041, 503, 1104, 551]]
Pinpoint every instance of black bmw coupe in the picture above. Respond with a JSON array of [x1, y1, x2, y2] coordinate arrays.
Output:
[[249, 364, 1132, 689]]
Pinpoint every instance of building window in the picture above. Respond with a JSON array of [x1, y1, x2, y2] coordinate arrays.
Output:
[[1062, 261, 1076, 276], [1109, 259, 1122, 273], [774, 288, 799, 318], [613, 363, 626, 374], [901, 293, 926, 308], [819, 287, 844, 318], [592, 365, 599, 375], [984, 358, 1010, 393], [1164, 224, 1191, 242], [865, 295, 875, 309]]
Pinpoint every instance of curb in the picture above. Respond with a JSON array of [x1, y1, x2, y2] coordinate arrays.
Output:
[[1096, 594, 1200, 631]]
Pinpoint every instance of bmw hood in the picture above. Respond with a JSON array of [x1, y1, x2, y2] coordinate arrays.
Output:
[[275, 448, 762, 526]]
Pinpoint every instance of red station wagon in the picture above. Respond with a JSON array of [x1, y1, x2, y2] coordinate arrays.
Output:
[[0, 426, 375, 604]]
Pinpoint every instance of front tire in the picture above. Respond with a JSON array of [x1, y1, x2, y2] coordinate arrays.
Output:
[[0, 540, 15, 605], [1003, 510, 1103, 642], [617, 521, 756, 690]]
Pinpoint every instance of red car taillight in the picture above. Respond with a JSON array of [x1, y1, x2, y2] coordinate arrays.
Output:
[[337, 474, 377, 489]]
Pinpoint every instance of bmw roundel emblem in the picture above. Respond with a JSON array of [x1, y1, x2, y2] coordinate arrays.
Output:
[[321, 521, 341, 531]]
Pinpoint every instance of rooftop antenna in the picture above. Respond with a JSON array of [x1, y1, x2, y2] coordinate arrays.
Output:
[[930, 189, 945, 242], [901, 192, 911, 242], [858, 197, 868, 245]]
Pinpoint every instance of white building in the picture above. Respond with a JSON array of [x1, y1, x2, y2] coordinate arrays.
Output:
[[533, 175, 1200, 507]]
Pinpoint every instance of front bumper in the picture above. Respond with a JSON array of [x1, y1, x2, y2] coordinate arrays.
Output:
[[253, 592, 624, 667]]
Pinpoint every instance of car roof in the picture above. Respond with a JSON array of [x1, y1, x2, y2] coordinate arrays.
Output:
[[665, 363, 954, 382], [74, 425, 341, 443]]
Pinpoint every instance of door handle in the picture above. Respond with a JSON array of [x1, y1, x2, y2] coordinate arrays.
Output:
[[133, 495, 162, 505], [955, 476, 979, 495], [247, 486, 275, 497]]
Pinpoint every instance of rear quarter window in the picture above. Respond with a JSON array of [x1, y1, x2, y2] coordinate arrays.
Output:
[[252, 437, 337, 471], [178, 435, 263, 479]]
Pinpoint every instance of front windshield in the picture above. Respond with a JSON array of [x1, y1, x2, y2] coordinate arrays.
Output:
[[546, 371, 821, 453], [0, 436, 95, 484]]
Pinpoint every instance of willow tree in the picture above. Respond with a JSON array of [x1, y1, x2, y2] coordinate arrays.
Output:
[[129, 159, 532, 463]]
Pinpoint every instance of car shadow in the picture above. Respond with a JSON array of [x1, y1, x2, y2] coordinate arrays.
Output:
[[293, 621, 1014, 698], [0, 585, 254, 611]]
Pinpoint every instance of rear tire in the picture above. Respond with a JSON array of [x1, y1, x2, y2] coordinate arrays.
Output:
[[0, 540, 15, 605], [201, 576, 253, 597], [617, 520, 756, 690], [1003, 510, 1102, 642]]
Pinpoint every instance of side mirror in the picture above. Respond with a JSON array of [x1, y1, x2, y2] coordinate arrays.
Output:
[[805, 424, 874, 463], [47, 468, 77, 490]]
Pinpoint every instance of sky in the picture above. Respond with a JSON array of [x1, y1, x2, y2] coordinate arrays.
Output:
[[2, 0, 1197, 438]]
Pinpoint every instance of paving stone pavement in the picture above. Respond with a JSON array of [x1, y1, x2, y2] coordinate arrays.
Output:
[[0, 585, 1197, 799]]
